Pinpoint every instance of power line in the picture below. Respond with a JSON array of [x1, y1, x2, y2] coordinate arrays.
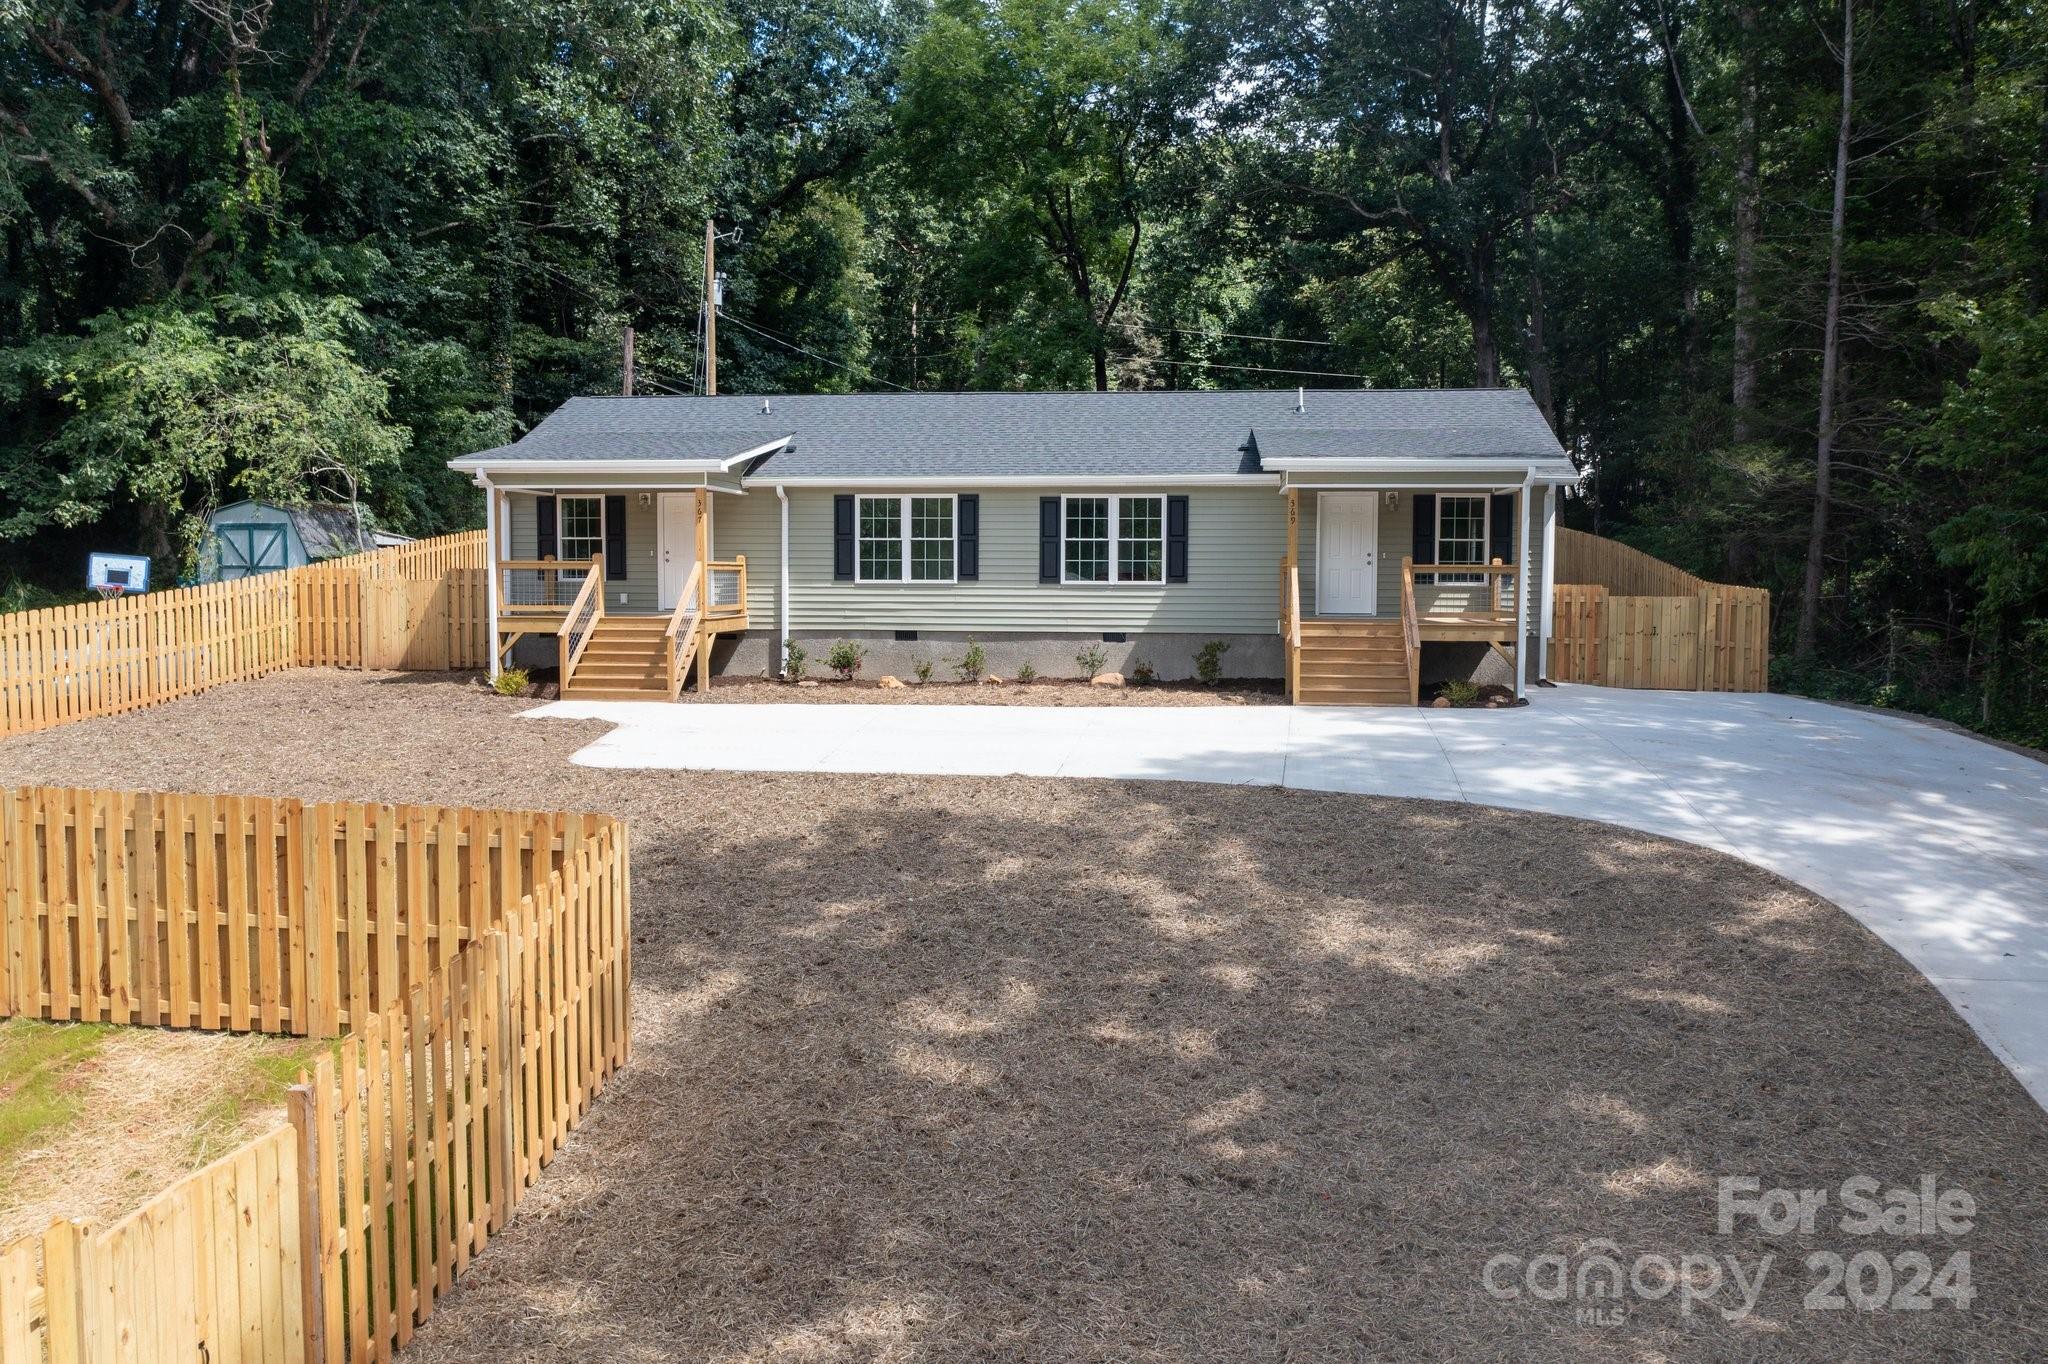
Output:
[[1165, 327, 1338, 348], [1112, 354, 1373, 382], [716, 310, 914, 392]]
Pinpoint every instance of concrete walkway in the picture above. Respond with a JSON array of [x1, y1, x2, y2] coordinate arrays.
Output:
[[527, 686, 2048, 1109]]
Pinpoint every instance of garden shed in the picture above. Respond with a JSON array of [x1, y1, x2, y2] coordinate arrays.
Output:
[[196, 500, 410, 581]]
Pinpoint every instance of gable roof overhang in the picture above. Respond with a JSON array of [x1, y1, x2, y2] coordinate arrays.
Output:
[[449, 434, 791, 479]]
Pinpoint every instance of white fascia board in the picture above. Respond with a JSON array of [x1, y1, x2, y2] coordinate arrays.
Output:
[[446, 458, 727, 476], [1266, 458, 1572, 475], [719, 436, 794, 470], [746, 473, 1282, 489]]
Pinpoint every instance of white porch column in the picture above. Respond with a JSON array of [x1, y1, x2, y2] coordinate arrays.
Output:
[[481, 474, 501, 680], [1539, 484, 1558, 681], [1513, 472, 1533, 699], [776, 485, 791, 678]]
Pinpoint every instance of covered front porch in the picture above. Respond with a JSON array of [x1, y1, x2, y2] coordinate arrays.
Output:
[[484, 484, 751, 699], [1276, 478, 1556, 706]]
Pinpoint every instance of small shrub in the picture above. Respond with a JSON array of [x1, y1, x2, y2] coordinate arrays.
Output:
[[1129, 659, 1156, 686], [1075, 643, 1108, 676], [1015, 661, 1038, 683], [953, 639, 987, 682], [1440, 679, 1481, 707], [492, 666, 531, 697], [783, 640, 808, 681], [912, 657, 934, 684], [1195, 639, 1231, 684], [825, 640, 866, 680]]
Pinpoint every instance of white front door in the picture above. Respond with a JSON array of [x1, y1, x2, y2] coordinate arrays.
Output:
[[658, 493, 704, 611], [1316, 493, 1379, 615]]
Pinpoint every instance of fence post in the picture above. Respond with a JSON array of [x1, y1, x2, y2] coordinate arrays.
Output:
[[492, 926, 520, 1230], [40, 1218, 87, 1364], [288, 1085, 328, 1364]]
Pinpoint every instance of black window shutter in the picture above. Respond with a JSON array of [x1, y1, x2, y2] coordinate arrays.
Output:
[[604, 495, 627, 576], [1039, 497, 1061, 582], [957, 494, 979, 580], [833, 494, 855, 581], [1489, 492, 1515, 566], [1165, 495, 1189, 582], [536, 495, 557, 560], [1411, 492, 1436, 581]]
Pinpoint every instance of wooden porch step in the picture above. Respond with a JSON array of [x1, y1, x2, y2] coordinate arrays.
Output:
[[1296, 687, 1411, 706], [573, 663, 667, 683], [1299, 665, 1408, 684], [1299, 643, 1407, 660], [582, 640, 668, 661], [562, 684, 671, 700], [590, 617, 671, 634]]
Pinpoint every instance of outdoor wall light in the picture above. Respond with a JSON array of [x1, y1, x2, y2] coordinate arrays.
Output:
[[1385, 491, 1399, 508]]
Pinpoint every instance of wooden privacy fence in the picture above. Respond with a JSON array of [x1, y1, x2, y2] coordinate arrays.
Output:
[[0, 1126, 306, 1364], [0, 784, 631, 1364], [1550, 530, 1771, 692], [0, 531, 488, 740]]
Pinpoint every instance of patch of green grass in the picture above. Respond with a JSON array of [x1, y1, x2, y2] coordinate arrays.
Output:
[[183, 1039, 329, 1165], [0, 1020, 116, 1191]]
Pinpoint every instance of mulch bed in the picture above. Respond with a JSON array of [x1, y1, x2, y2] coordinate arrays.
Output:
[[2, 669, 2043, 1362], [673, 675, 1287, 706]]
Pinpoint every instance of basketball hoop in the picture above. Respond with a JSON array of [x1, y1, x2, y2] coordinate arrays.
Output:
[[95, 583, 126, 602]]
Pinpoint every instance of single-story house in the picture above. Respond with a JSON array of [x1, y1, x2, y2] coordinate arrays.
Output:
[[448, 388, 1579, 704], [196, 500, 411, 582]]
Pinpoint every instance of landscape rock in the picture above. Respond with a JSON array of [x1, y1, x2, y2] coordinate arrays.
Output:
[[1430, 696, 1452, 708], [877, 675, 905, 689], [1090, 672, 1125, 687], [796, 679, 820, 689], [982, 675, 1005, 685]]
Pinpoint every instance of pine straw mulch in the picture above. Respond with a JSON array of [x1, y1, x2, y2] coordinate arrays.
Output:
[[1, 669, 2043, 1363], [0, 1022, 324, 1245], [606, 675, 1285, 707]]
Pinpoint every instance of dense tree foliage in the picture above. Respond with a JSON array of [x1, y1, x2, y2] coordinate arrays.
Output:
[[3, 0, 2044, 739]]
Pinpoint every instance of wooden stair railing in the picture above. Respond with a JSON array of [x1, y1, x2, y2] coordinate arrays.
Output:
[[1400, 555, 1421, 706], [1286, 560, 1302, 700], [555, 558, 604, 689], [664, 561, 704, 699]]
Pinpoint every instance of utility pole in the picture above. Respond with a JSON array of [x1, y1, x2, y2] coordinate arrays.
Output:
[[621, 324, 635, 396], [703, 220, 718, 396]]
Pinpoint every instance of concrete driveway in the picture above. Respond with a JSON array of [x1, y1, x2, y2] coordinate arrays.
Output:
[[527, 685, 2048, 1109]]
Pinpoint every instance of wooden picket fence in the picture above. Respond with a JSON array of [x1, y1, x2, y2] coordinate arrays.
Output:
[[0, 532, 488, 740], [0, 784, 631, 1364], [0, 1126, 306, 1364], [1550, 531, 1771, 692]]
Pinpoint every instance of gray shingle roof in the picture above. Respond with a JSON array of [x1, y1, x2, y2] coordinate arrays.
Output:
[[1251, 425, 1549, 461], [452, 388, 1569, 478]]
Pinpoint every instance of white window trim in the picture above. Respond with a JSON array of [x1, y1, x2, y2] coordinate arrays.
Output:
[[1060, 493, 1166, 586], [555, 494, 605, 565], [1433, 493, 1490, 586], [854, 493, 958, 584]]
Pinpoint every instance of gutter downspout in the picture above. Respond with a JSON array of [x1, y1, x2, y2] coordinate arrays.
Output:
[[776, 484, 791, 678], [1514, 471, 1533, 701], [1539, 484, 1558, 682], [480, 473, 500, 681]]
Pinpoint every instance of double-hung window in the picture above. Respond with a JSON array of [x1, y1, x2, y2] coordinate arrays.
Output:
[[1434, 495, 1488, 585], [557, 496, 604, 565], [856, 494, 955, 582], [1062, 495, 1164, 584]]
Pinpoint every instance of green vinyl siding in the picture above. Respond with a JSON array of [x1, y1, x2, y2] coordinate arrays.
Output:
[[1296, 482, 1545, 620], [730, 487, 1286, 634], [505, 491, 661, 613]]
